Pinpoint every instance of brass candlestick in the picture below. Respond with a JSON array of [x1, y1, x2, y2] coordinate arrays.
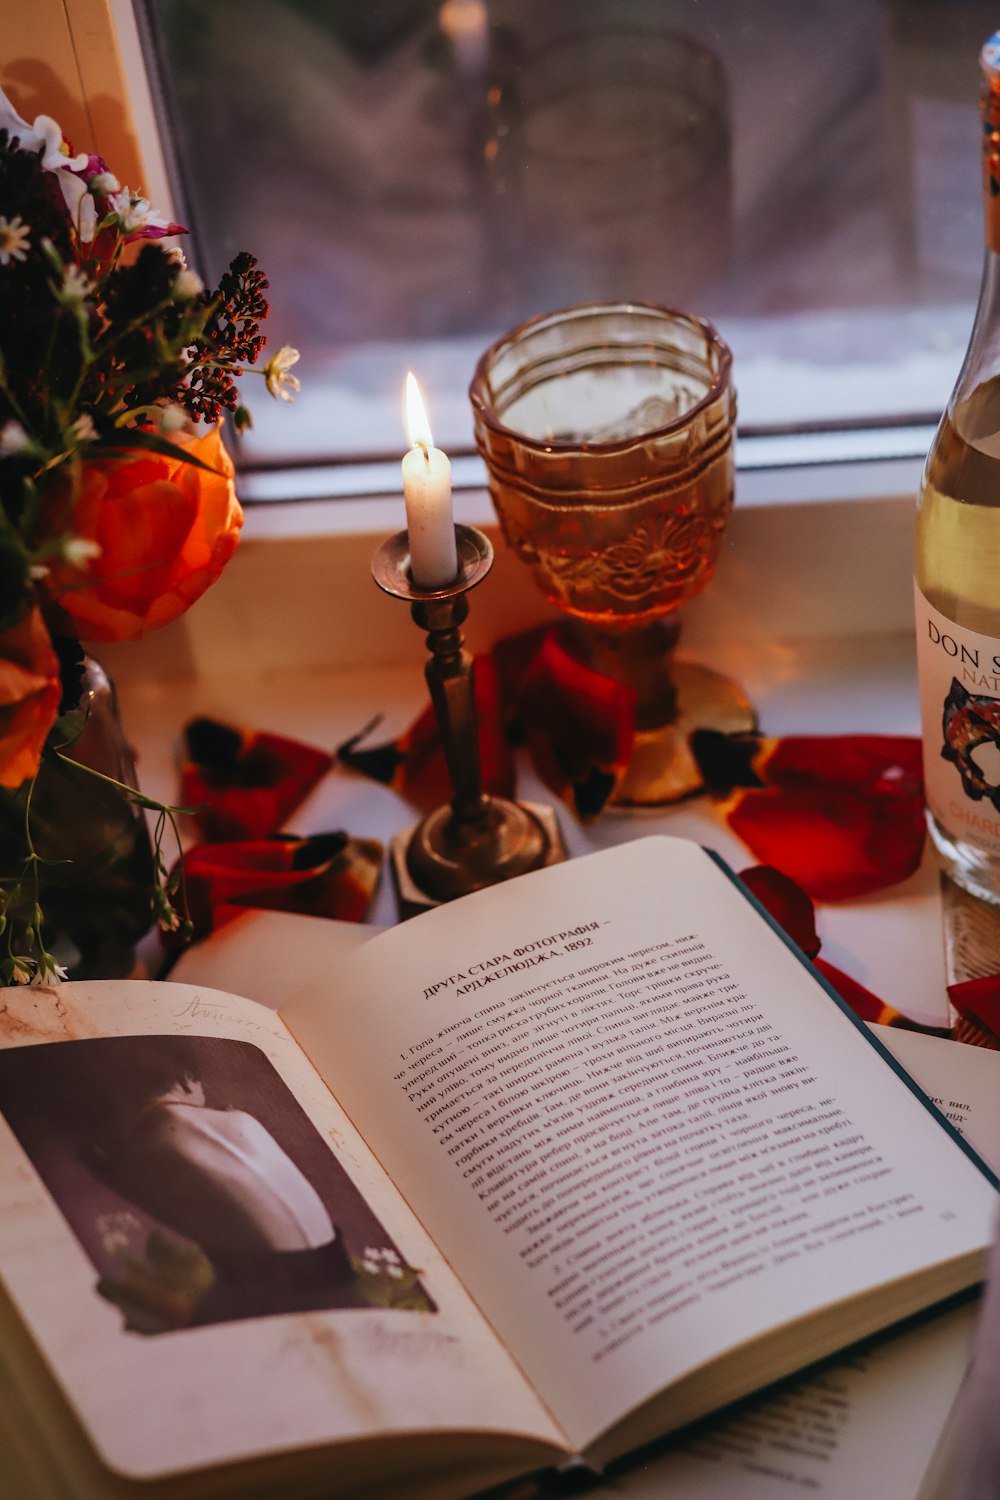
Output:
[[372, 524, 564, 915]]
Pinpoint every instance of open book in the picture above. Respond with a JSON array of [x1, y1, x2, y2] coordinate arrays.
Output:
[[0, 835, 996, 1500]]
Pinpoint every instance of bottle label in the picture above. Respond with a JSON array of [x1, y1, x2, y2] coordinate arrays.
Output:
[[915, 587, 1000, 856]]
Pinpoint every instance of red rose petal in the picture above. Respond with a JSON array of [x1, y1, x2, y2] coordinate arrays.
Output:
[[176, 833, 382, 941], [738, 865, 821, 958], [504, 628, 635, 820], [766, 735, 923, 798], [726, 781, 925, 901], [181, 718, 333, 841], [947, 972, 1000, 1042]]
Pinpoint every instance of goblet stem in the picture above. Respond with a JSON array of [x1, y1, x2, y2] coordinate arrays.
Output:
[[560, 614, 755, 806], [567, 616, 682, 730]]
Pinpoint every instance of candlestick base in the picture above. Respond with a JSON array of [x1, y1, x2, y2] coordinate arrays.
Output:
[[392, 799, 566, 918]]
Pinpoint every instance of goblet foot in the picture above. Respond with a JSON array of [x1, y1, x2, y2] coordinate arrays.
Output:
[[612, 659, 757, 807], [392, 798, 566, 916]]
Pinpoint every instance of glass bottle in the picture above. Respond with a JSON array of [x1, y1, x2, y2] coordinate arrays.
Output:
[[915, 32, 1000, 903]]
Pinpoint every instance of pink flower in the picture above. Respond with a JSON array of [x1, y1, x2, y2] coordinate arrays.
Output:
[[0, 87, 88, 224], [0, 87, 185, 246]]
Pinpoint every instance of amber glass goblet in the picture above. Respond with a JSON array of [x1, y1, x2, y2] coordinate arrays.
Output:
[[469, 301, 755, 804]]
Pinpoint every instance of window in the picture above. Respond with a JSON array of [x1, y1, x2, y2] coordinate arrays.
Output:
[[121, 3, 1000, 485]]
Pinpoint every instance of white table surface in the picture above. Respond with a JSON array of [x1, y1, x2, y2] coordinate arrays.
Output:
[[120, 624, 948, 1029]]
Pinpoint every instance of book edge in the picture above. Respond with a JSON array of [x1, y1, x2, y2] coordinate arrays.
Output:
[[704, 849, 1000, 1195]]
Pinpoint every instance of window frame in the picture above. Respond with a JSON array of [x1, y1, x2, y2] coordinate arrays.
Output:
[[2, 0, 930, 532]]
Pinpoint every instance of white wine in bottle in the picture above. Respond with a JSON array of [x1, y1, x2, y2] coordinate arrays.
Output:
[[915, 33, 1000, 903]]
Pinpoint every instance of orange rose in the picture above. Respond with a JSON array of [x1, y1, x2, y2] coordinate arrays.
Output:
[[0, 608, 61, 789], [42, 425, 243, 643]]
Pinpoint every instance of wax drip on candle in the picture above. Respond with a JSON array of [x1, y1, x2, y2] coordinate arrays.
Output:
[[402, 373, 458, 589]]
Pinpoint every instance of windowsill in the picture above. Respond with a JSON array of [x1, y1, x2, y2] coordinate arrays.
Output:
[[105, 474, 946, 1036], [100, 466, 920, 688]]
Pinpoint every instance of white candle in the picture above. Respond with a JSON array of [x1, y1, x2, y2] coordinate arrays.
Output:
[[402, 372, 458, 589]]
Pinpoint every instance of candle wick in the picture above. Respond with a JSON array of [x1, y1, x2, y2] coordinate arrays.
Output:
[[416, 440, 430, 463]]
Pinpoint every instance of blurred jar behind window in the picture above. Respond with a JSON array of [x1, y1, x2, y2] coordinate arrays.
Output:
[[142, 0, 1000, 465], [483, 24, 731, 320]]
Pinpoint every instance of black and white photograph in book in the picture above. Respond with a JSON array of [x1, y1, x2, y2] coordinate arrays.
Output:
[[0, 1034, 435, 1333]]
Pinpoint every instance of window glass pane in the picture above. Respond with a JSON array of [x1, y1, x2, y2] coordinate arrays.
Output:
[[141, 0, 994, 470]]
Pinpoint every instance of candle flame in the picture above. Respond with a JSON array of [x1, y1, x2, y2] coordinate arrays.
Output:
[[405, 371, 433, 456]]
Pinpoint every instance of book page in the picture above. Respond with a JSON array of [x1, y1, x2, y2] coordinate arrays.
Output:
[[167, 908, 382, 1011], [284, 836, 998, 1457], [0, 981, 565, 1484], [598, 1028, 1000, 1498], [610, 1301, 977, 1500], [869, 1024, 1000, 1163]]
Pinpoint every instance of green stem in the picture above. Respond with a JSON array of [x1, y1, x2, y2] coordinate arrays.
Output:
[[46, 750, 197, 941], [195, 357, 266, 378], [0, 364, 31, 427], [0, 771, 70, 983], [162, 803, 193, 930], [50, 749, 192, 814], [113, 403, 170, 428]]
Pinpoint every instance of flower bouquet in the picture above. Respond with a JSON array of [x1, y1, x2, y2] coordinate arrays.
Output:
[[0, 87, 299, 984]]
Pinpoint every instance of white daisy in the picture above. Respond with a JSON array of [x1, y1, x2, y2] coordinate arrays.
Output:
[[57, 264, 94, 306], [31, 955, 69, 984], [61, 536, 102, 568], [263, 345, 302, 402], [0, 214, 30, 266], [172, 268, 204, 301], [88, 170, 119, 196], [108, 188, 170, 236], [77, 193, 97, 245], [0, 419, 30, 455], [66, 414, 97, 446], [158, 403, 189, 433]]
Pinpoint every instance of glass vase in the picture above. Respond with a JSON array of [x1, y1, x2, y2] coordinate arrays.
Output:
[[0, 656, 156, 979]]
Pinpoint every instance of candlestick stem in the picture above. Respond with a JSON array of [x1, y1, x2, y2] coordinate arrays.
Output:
[[414, 592, 488, 829]]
